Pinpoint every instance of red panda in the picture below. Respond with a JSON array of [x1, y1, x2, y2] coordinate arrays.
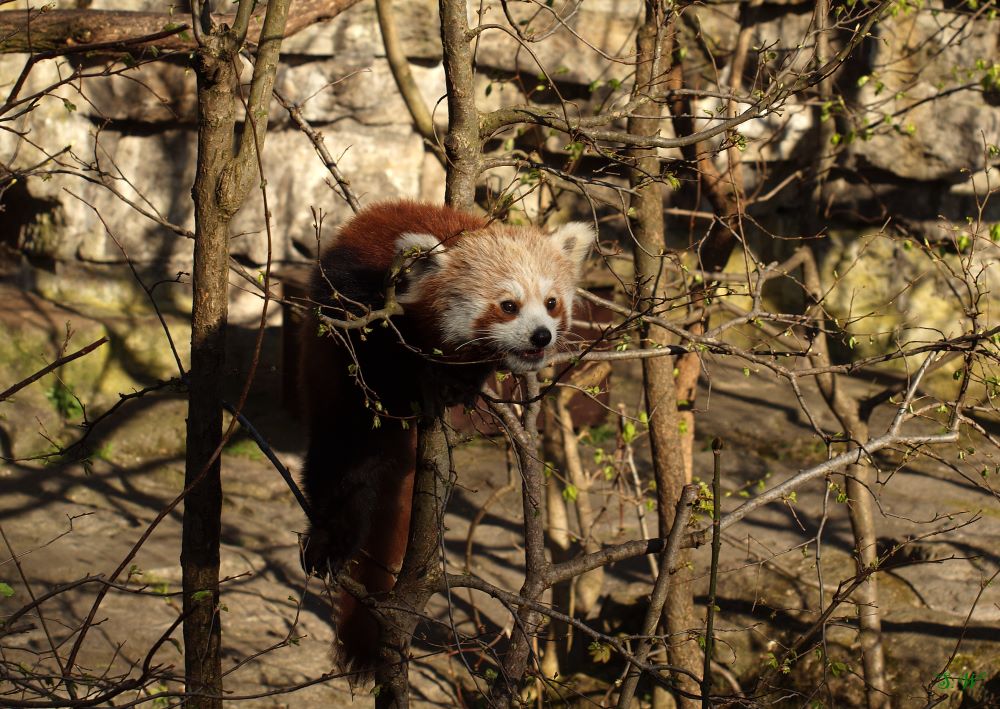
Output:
[[298, 200, 593, 677]]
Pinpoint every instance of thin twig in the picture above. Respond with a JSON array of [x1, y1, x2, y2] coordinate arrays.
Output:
[[0, 337, 108, 403], [273, 88, 362, 213], [702, 439, 723, 709], [615, 484, 700, 709]]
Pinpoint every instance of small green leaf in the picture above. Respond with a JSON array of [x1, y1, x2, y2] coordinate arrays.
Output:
[[562, 484, 578, 503], [0, 583, 13, 598], [588, 641, 612, 664]]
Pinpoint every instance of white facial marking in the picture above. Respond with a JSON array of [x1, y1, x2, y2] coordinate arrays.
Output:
[[441, 301, 480, 346], [498, 280, 525, 303], [491, 305, 546, 344]]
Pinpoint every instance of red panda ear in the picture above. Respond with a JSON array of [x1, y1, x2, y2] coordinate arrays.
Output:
[[550, 222, 595, 273], [396, 232, 443, 258], [395, 232, 447, 303]]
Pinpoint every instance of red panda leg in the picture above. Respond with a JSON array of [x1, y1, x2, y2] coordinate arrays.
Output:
[[334, 428, 416, 677]]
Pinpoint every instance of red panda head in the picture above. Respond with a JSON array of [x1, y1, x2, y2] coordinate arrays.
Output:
[[396, 221, 594, 372]]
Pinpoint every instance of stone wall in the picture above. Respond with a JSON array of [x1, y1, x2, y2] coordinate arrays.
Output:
[[1, 0, 998, 349]]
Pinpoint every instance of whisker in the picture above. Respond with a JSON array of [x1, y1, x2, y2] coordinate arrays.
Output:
[[455, 335, 495, 351]]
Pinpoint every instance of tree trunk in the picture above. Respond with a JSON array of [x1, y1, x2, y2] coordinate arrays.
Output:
[[183, 30, 241, 708], [626, 3, 700, 706], [846, 459, 891, 709], [801, 250, 890, 709], [183, 2, 291, 705], [374, 417, 451, 709], [438, 0, 479, 210], [542, 405, 572, 679]]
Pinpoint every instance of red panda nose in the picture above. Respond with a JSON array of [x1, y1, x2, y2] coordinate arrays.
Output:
[[530, 327, 552, 348]]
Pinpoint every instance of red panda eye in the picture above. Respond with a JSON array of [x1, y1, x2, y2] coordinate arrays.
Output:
[[500, 300, 519, 314], [545, 297, 557, 311]]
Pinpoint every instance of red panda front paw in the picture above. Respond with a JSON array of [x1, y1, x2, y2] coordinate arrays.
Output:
[[300, 527, 352, 579]]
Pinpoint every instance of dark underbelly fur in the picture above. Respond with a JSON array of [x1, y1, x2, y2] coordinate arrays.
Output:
[[300, 266, 491, 578]]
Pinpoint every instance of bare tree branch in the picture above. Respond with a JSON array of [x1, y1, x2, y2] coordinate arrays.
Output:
[[0, 337, 107, 403], [0, 1, 364, 55]]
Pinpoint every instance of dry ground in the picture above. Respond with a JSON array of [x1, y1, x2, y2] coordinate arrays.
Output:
[[1, 282, 998, 707]]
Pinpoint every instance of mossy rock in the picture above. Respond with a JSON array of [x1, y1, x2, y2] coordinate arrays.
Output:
[[0, 283, 192, 459]]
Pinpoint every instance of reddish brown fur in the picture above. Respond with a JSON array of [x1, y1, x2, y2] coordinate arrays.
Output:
[[333, 200, 486, 271], [299, 200, 590, 680], [473, 303, 517, 331], [471, 298, 568, 337], [332, 427, 415, 667], [299, 290, 418, 675], [300, 201, 490, 678]]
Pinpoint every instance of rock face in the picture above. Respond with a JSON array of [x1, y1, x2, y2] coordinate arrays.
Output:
[[0, 0, 450, 323], [846, 6, 1000, 183], [0, 0, 998, 341], [820, 231, 1000, 363]]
